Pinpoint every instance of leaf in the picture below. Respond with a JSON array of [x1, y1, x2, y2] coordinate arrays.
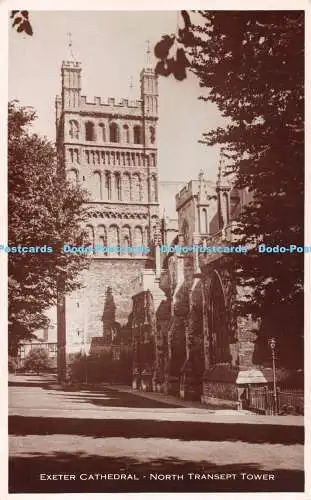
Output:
[[181, 10, 191, 30], [10, 11, 19, 18], [12, 17, 22, 27], [23, 21, 33, 36], [172, 48, 188, 80], [155, 59, 173, 77], [154, 35, 175, 60], [17, 22, 25, 33], [21, 11, 29, 19]]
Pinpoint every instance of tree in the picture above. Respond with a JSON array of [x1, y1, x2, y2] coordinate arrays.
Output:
[[8, 101, 90, 354], [155, 12, 304, 367], [23, 347, 52, 374], [10, 11, 33, 36]]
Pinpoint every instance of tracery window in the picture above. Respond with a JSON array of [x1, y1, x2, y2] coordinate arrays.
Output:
[[208, 272, 231, 366], [109, 122, 120, 143], [85, 121, 95, 141]]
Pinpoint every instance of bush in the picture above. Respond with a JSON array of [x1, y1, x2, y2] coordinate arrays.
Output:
[[68, 353, 88, 383], [23, 347, 52, 374], [8, 356, 18, 373]]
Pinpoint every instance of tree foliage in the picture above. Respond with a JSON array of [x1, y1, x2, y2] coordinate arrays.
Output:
[[23, 347, 52, 374], [8, 101, 90, 354], [11, 11, 33, 36], [155, 11, 304, 366]]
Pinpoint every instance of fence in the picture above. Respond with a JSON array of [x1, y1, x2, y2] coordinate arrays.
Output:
[[248, 386, 304, 415]]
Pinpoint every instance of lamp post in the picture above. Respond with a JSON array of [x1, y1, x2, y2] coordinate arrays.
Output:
[[269, 337, 278, 414]]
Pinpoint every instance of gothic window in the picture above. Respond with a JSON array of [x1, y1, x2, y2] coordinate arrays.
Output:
[[85, 224, 95, 247], [123, 173, 131, 201], [208, 272, 231, 366], [85, 150, 90, 163], [104, 172, 111, 200], [149, 126, 155, 144], [92, 171, 102, 200], [99, 123, 106, 142], [98, 224, 107, 254], [202, 208, 208, 233], [123, 125, 130, 143], [150, 175, 157, 202], [69, 148, 74, 163], [116, 152, 120, 166], [126, 152, 131, 166], [136, 153, 140, 166], [132, 173, 141, 201], [114, 173, 121, 201], [109, 122, 120, 143], [75, 149, 79, 163], [223, 192, 230, 225], [133, 125, 142, 144], [131, 153, 135, 166], [144, 226, 150, 245], [133, 226, 143, 254], [182, 219, 190, 244], [96, 151, 100, 164], [69, 120, 79, 139], [67, 168, 78, 185], [101, 151, 105, 164], [122, 226, 131, 255], [85, 121, 95, 141], [108, 225, 120, 255]]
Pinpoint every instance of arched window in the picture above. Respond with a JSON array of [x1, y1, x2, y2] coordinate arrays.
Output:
[[132, 173, 141, 201], [85, 224, 95, 248], [114, 173, 121, 201], [69, 120, 79, 139], [92, 171, 102, 200], [123, 173, 131, 201], [133, 226, 143, 255], [182, 219, 190, 245], [150, 175, 157, 202], [122, 226, 131, 256], [202, 208, 208, 233], [109, 122, 119, 143], [133, 125, 142, 144], [85, 121, 95, 141], [67, 168, 78, 185], [149, 126, 155, 144], [223, 192, 230, 225], [104, 172, 111, 200], [97, 224, 107, 255], [99, 123, 106, 142], [208, 272, 231, 366], [123, 125, 130, 143], [108, 225, 120, 255]]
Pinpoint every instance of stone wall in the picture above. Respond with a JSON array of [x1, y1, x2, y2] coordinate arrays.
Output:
[[65, 258, 150, 349]]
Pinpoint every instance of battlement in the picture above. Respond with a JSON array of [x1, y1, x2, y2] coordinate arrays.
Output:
[[80, 95, 142, 110], [62, 60, 81, 69], [175, 180, 200, 210], [176, 179, 215, 211]]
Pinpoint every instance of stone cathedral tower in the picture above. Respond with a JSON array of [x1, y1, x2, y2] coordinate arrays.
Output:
[[55, 50, 160, 356]]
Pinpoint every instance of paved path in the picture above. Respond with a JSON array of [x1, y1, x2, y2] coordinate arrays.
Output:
[[9, 374, 304, 494]]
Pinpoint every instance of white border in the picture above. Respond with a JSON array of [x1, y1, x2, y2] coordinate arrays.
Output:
[[1, 2, 310, 500]]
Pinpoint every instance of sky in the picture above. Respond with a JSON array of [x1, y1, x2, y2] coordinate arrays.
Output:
[[9, 11, 226, 191]]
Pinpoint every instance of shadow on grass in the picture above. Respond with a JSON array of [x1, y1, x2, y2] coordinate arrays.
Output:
[[9, 453, 304, 493], [56, 390, 183, 409], [9, 414, 304, 444]]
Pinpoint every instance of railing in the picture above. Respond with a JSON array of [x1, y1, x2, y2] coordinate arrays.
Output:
[[248, 386, 304, 415]]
